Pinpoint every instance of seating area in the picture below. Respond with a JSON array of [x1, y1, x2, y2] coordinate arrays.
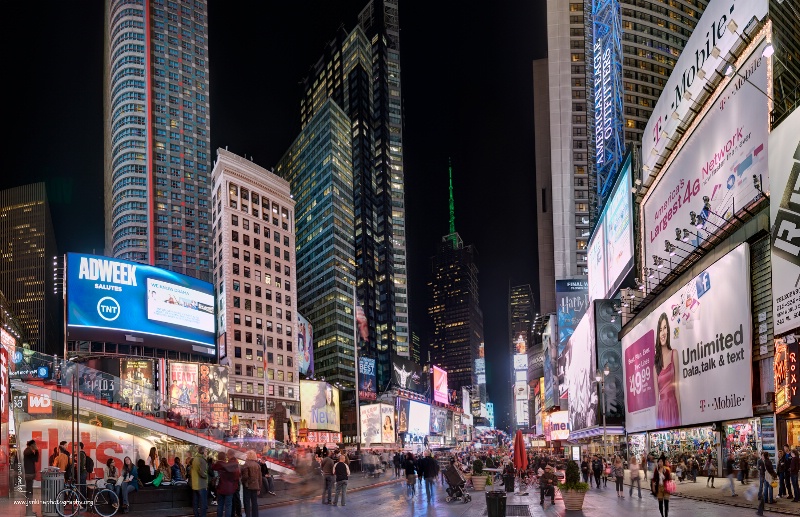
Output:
[[24, 379, 295, 472], [126, 484, 193, 511]]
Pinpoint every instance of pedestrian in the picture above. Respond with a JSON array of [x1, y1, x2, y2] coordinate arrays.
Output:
[[320, 450, 335, 504], [757, 451, 778, 515], [791, 449, 800, 502], [613, 456, 625, 498], [642, 453, 648, 481], [23, 440, 39, 509], [592, 455, 603, 489], [704, 456, 715, 488], [422, 450, 439, 503], [779, 444, 794, 499], [77, 442, 89, 499], [259, 456, 276, 496], [653, 460, 672, 517], [580, 456, 591, 486], [191, 446, 209, 517], [539, 465, 557, 506], [403, 453, 417, 497], [240, 450, 261, 517], [629, 455, 642, 499], [332, 454, 349, 507], [725, 452, 738, 497], [393, 451, 401, 478], [119, 456, 139, 514], [738, 454, 749, 485], [690, 456, 699, 482], [212, 451, 239, 517]]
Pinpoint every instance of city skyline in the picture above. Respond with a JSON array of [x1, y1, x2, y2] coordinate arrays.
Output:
[[3, 0, 546, 430]]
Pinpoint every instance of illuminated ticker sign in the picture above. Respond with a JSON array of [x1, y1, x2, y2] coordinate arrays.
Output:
[[592, 0, 624, 209]]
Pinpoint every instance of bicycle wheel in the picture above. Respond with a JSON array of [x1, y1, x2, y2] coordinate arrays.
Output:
[[94, 488, 120, 517], [55, 488, 82, 517]]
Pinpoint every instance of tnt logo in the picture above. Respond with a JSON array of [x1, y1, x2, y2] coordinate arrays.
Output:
[[28, 390, 52, 414], [699, 399, 706, 412], [97, 297, 121, 321]]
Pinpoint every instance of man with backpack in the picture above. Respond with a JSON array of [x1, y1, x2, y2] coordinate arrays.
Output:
[[77, 443, 92, 499]]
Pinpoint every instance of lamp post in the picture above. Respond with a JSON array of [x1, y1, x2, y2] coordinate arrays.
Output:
[[595, 363, 610, 457]]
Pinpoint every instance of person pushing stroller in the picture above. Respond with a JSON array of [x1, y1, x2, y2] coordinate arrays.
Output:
[[443, 459, 471, 503]]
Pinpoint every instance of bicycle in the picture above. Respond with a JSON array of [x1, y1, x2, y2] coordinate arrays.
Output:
[[55, 480, 120, 517]]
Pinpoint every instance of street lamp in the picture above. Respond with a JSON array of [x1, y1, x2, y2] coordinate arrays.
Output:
[[595, 363, 610, 457]]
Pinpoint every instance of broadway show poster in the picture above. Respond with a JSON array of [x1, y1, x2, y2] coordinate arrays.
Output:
[[391, 355, 427, 393], [381, 404, 395, 444], [555, 279, 589, 398], [396, 398, 410, 433], [297, 313, 314, 377], [169, 362, 199, 418], [359, 357, 377, 401], [199, 364, 229, 428], [431, 406, 447, 435], [622, 244, 753, 432], [360, 404, 381, 444], [119, 359, 154, 410]]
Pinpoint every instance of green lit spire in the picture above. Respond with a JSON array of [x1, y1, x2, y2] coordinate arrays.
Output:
[[448, 158, 455, 235]]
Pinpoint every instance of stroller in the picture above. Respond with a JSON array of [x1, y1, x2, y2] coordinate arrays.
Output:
[[444, 465, 472, 503]]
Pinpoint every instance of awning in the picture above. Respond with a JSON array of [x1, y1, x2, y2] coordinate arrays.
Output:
[[569, 426, 626, 440]]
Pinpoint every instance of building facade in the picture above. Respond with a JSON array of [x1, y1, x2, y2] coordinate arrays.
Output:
[[276, 99, 357, 388], [535, 0, 708, 297], [0, 183, 60, 354], [428, 231, 484, 405], [291, 0, 408, 390], [211, 149, 298, 433], [104, 0, 212, 281]]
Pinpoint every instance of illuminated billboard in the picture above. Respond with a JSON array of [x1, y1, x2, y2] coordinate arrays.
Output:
[[381, 404, 395, 443], [475, 358, 485, 376], [199, 364, 229, 428], [592, 0, 625, 207], [359, 357, 376, 401], [407, 400, 430, 436], [391, 355, 427, 393], [588, 153, 634, 300], [432, 365, 448, 404], [297, 313, 314, 377], [169, 361, 199, 419], [360, 404, 382, 444], [550, 411, 570, 440], [120, 359, 154, 410], [513, 354, 527, 371], [300, 380, 340, 432], [66, 253, 215, 355], [642, 43, 769, 275], [555, 280, 589, 399]]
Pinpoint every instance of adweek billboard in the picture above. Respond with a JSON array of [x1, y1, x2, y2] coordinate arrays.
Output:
[[770, 108, 800, 335], [66, 253, 215, 355], [622, 244, 753, 432], [642, 43, 770, 272], [300, 380, 340, 432]]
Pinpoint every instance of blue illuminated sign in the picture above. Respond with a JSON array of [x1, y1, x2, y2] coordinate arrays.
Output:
[[66, 253, 215, 354], [592, 0, 625, 209]]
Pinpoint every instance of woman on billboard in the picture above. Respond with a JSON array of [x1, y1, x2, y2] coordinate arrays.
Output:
[[654, 313, 681, 428]]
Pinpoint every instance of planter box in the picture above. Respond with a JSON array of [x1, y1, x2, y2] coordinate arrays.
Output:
[[472, 475, 487, 491], [561, 489, 586, 511]]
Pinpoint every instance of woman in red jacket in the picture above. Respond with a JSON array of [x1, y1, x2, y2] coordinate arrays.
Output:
[[212, 451, 241, 517]]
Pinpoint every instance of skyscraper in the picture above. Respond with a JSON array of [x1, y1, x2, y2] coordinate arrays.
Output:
[[535, 0, 707, 292], [292, 0, 408, 390], [509, 284, 533, 429], [104, 0, 212, 281], [276, 99, 357, 387], [211, 149, 298, 434], [0, 183, 60, 354], [428, 165, 484, 404]]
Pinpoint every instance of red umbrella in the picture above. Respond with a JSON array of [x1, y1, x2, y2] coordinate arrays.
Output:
[[513, 430, 528, 471]]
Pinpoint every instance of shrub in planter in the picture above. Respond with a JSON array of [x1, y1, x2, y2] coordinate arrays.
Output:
[[558, 460, 589, 511], [473, 459, 484, 475]]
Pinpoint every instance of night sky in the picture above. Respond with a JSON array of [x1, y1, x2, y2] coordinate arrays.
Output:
[[3, 0, 547, 431]]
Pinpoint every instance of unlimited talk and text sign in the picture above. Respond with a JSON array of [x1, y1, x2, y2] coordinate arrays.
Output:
[[622, 244, 753, 432]]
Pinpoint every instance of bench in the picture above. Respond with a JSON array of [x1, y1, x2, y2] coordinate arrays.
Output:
[[127, 485, 192, 511]]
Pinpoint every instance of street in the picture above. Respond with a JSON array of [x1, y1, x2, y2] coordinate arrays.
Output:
[[261, 475, 786, 517]]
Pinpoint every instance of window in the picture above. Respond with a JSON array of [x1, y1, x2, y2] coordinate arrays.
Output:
[[231, 214, 238, 226], [234, 347, 241, 358], [267, 352, 273, 364], [277, 355, 284, 366], [231, 230, 239, 242]]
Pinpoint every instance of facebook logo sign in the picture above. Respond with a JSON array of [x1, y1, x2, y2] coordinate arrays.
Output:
[[696, 272, 711, 298]]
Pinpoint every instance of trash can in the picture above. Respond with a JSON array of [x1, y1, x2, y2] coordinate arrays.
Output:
[[486, 489, 507, 517], [41, 470, 65, 517]]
